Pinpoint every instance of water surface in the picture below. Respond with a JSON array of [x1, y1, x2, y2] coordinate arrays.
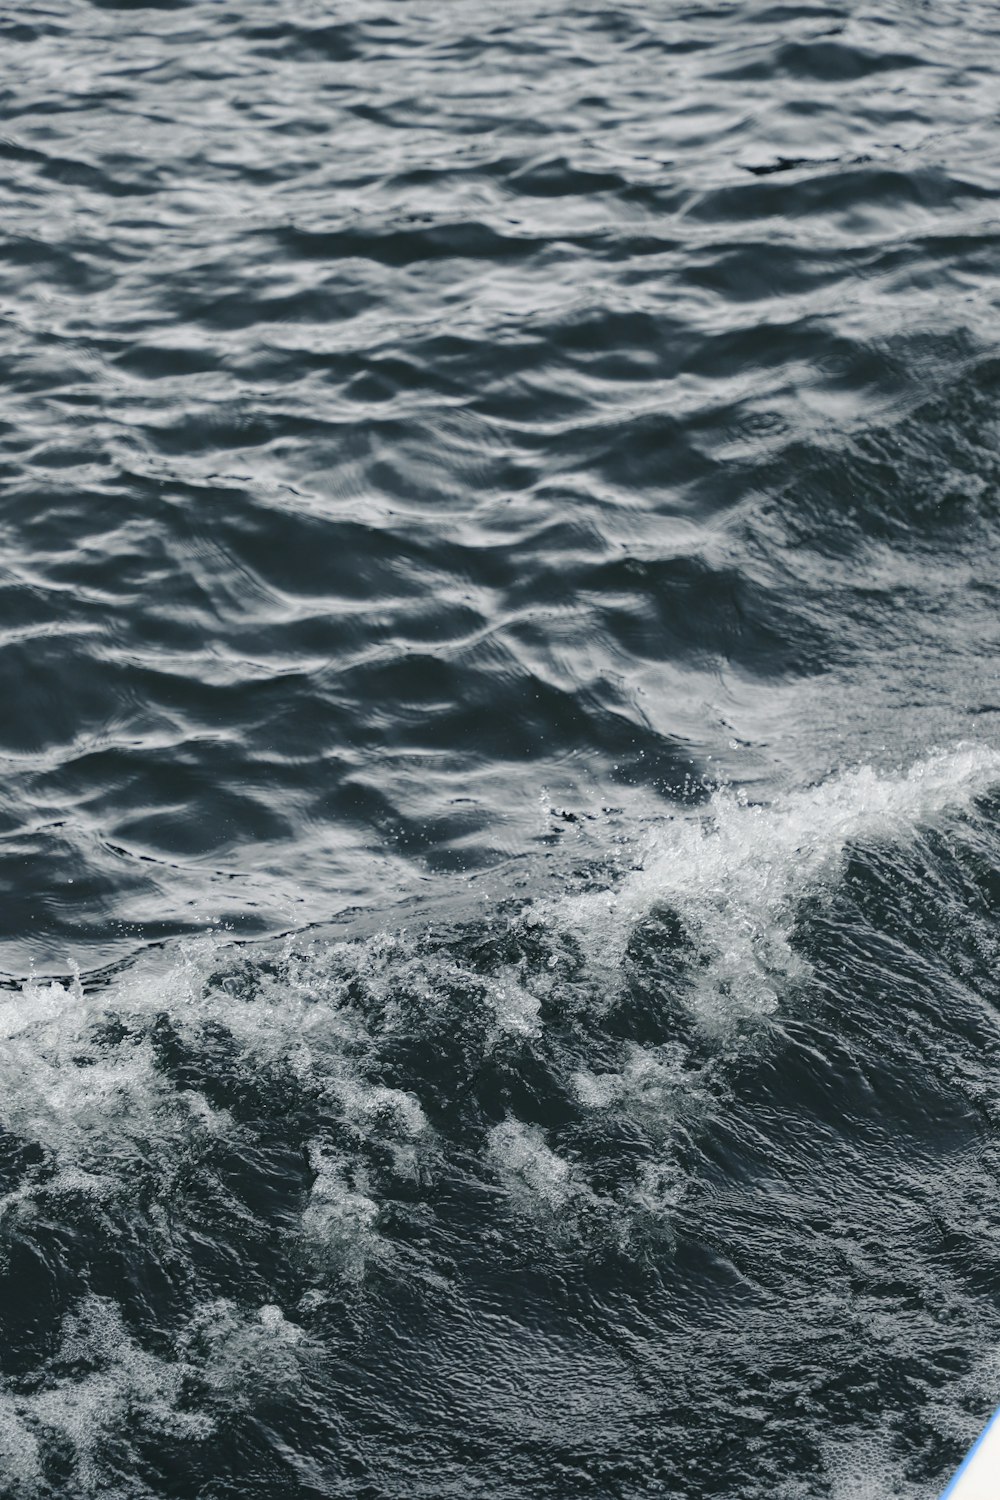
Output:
[[1, 2, 999, 1495]]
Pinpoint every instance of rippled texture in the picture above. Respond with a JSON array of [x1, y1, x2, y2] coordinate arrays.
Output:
[[1, 2, 999, 1496]]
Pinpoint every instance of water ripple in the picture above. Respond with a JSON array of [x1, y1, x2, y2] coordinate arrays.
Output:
[[1, 4, 1000, 1490]]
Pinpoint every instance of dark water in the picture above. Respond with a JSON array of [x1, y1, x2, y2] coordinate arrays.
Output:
[[2, 2, 1000, 1495]]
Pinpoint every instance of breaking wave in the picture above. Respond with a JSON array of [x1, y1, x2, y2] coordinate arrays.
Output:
[[2, 745, 998, 1495]]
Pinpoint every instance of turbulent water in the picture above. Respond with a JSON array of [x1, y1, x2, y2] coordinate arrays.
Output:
[[1, 2, 1000, 1496]]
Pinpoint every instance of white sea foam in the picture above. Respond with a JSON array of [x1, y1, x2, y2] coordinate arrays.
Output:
[[480, 745, 1000, 1226], [487, 969, 543, 1040], [327, 1077, 429, 1182], [0, 970, 234, 1224], [787, 1431, 927, 1500], [300, 1145, 385, 1280], [0, 934, 432, 1277], [0, 1293, 319, 1498], [0, 743, 996, 1479], [558, 744, 1000, 1029], [5, 746, 982, 1248], [0, 1388, 42, 1497], [487, 1118, 587, 1216], [187, 1298, 308, 1396], [0, 1298, 210, 1499], [572, 1041, 691, 1126]]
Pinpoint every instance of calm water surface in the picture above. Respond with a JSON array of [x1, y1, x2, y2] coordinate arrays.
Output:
[[1, 2, 999, 1495]]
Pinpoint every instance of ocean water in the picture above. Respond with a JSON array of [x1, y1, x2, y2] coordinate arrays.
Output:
[[1, 1, 999, 1495]]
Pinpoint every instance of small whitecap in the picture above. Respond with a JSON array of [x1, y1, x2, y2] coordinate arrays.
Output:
[[487, 1118, 581, 1214], [301, 1146, 385, 1281]]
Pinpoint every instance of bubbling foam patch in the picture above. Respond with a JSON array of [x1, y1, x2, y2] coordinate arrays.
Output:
[[300, 1147, 385, 1281], [0, 1294, 319, 1499], [487, 1118, 587, 1217], [0, 970, 233, 1206], [0, 1297, 209, 1499], [0, 938, 432, 1241], [788, 1432, 927, 1500]]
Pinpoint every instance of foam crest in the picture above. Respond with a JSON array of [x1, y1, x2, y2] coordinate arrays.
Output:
[[327, 1078, 429, 1182], [572, 1042, 691, 1129], [560, 745, 1000, 1027], [0, 974, 232, 1210], [0, 1293, 318, 1498], [0, 937, 433, 1277], [0, 743, 996, 1490]]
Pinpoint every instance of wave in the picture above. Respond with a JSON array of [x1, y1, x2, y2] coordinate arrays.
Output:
[[2, 745, 998, 1492]]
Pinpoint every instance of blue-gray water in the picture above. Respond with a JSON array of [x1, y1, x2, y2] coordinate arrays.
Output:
[[1, 3, 999, 1496]]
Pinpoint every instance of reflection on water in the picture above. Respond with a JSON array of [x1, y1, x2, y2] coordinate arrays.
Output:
[[1, 0, 999, 1494]]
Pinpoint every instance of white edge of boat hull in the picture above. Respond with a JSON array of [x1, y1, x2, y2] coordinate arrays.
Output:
[[942, 1408, 1000, 1500]]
